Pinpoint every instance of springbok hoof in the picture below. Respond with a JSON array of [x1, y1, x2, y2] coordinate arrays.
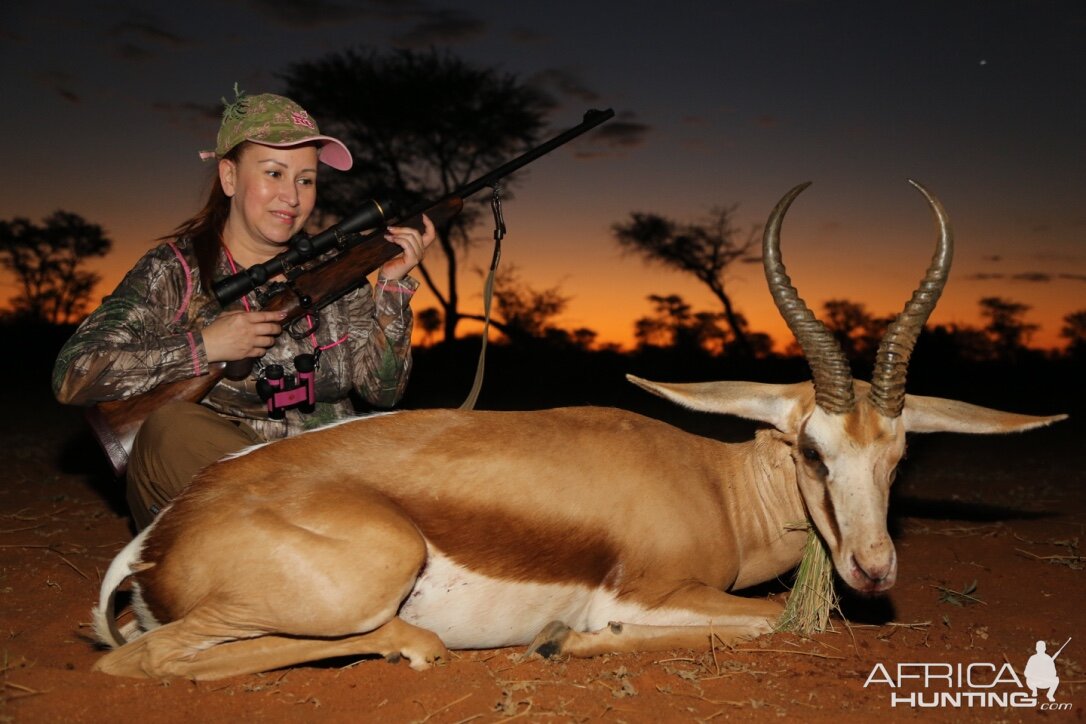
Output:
[[524, 620, 572, 660]]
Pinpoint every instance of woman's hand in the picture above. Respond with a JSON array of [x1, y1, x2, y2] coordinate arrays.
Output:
[[379, 214, 436, 281], [203, 310, 287, 363]]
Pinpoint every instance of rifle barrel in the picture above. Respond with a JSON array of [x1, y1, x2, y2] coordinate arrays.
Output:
[[366, 108, 616, 232], [452, 108, 615, 202]]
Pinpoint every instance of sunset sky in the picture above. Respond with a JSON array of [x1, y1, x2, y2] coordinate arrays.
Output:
[[2, 1, 1083, 350]]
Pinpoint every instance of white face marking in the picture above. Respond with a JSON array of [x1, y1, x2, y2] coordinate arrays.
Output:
[[796, 405, 903, 593]]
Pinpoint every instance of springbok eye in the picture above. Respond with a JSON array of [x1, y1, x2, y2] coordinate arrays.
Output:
[[801, 447, 822, 464]]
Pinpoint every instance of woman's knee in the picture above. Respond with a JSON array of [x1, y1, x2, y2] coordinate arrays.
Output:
[[136, 403, 258, 460], [135, 402, 213, 452], [128, 403, 261, 522]]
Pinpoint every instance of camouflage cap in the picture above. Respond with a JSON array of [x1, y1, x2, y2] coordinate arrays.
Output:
[[206, 87, 353, 171]]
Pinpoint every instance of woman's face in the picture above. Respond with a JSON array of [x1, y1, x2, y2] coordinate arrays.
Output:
[[219, 143, 319, 255]]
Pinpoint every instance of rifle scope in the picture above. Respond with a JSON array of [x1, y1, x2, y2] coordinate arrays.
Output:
[[212, 198, 389, 306]]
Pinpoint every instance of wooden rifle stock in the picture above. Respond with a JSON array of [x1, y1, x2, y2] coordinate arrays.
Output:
[[220, 199, 461, 380], [86, 198, 463, 479]]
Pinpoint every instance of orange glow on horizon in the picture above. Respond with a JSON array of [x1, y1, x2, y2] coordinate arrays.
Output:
[[2, 204, 1078, 354], [0, 257, 1073, 352]]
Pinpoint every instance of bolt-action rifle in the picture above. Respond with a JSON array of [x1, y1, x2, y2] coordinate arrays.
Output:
[[84, 108, 615, 478]]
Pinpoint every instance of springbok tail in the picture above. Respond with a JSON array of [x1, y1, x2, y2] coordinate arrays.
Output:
[[92, 526, 154, 648]]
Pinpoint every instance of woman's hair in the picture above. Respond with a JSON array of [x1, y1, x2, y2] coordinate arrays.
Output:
[[162, 145, 243, 293]]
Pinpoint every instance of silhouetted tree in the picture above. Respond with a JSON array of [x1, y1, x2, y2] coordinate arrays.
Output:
[[416, 307, 442, 346], [0, 211, 111, 324], [979, 296, 1038, 360], [634, 294, 728, 354], [1060, 309, 1086, 358], [723, 311, 774, 358], [925, 323, 995, 363], [820, 299, 892, 368], [460, 265, 579, 345], [569, 327, 598, 351], [281, 48, 553, 342], [612, 206, 759, 355], [822, 299, 873, 358]]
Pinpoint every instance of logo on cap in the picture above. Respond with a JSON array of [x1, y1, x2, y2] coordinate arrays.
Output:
[[291, 111, 316, 130]]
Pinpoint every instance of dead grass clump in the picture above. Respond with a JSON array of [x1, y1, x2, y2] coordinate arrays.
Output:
[[775, 523, 839, 635]]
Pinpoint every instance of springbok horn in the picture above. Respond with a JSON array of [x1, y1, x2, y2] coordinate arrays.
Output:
[[763, 182, 855, 414], [868, 180, 954, 417]]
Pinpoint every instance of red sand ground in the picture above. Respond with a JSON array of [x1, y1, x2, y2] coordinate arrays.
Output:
[[1, 401, 1082, 723]]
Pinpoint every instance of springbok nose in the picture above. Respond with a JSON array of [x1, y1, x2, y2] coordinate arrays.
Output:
[[854, 558, 889, 583], [852, 549, 896, 585]]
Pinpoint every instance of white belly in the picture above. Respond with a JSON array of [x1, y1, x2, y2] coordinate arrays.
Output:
[[397, 547, 642, 646], [397, 547, 594, 648], [397, 546, 714, 649]]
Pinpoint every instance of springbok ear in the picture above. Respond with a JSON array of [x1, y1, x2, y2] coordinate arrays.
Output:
[[626, 374, 813, 432], [902, 393, 1067, 434]]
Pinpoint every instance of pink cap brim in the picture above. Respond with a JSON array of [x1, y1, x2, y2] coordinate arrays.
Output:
[[253, 135, 354, 171]]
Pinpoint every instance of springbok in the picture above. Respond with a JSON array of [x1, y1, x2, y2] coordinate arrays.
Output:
[[91, 181, 1065, 680]]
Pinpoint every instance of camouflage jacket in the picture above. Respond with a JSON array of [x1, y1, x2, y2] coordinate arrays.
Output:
[[53, 237, 418, 441]]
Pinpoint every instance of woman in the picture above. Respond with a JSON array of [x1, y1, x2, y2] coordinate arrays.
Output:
[[53, 90, 435, 528]]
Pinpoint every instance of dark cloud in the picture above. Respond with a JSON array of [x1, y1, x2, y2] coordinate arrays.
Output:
[[965, 270, 1086, 284], [114, 43, 154, 62], [111, 20, 187, 47], [152, 101, 221, 122], [679, 138, 711, 151], [571, 111, 651, 158], [151, 101, 222, 137], [509, 26, 547, 43], [235, 2, 483, 45], [591, 118, 650, 149], [393, 8, 487, 47], [1033, 251, 1085, 263], [34, 70, 80, 104], [755, 114, 779, 129], [106, 14, 189, 63], [528, 68, 600, 104], [981, 254, 1002, 262], [236, 0, 396, 26]]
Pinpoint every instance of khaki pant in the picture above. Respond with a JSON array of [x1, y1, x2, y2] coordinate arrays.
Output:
[[126, 402, 262, 530]]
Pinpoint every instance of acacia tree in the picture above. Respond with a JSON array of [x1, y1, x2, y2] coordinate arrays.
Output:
[[979, 296, 1038, 360], [612, 206, 759, 356], [281, 48, 552, 341], [0, 211, 111, 324], [416, 307, 442, 346], [456, 265, 578, 345], [634, 293, 728, 355], [1060, 309, 1086, 357], [821, 299, 891, 367]]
